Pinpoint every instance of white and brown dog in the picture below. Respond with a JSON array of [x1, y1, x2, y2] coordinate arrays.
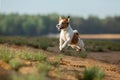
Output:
[[56, 16, 85, 52]]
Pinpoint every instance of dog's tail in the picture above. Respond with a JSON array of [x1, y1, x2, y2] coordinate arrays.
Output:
[[73, 30, 79, 35], [73, 30, 79, 39], [73, 30, 78, 33], [74, 30, 81, 38]]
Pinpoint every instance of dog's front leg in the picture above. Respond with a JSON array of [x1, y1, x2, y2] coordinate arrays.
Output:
[[61, 39, 71, 50], [59, 39, 64, 51]]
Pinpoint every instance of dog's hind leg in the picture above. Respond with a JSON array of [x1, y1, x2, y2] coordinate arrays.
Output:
[[69, 44, 76, 49], [74, 45, 81, 52], [69, 44, 81, 52]]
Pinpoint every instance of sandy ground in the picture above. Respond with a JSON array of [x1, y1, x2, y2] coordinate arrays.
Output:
[[49, 51, 120, 80], [0, 44, 120, 80], [87, 52, 120, 80], [88, 52, 120, 65]]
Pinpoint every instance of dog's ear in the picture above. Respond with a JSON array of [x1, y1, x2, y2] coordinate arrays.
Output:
[[59, 16, 62, 21], [66, 16, 70, 22]]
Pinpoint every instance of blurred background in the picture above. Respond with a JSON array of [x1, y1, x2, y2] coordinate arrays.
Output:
[[0, 1, 120, 80], [0, 0, 120, 37]]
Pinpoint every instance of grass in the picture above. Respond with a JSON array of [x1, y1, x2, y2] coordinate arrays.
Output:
[[0, 36, 120, 52], [28, 37, 54, 50], [9, 58, 24, 70], [0, 46, 15, 62], [0, 36, 54, 50], [79, 52, 88, 58], [49, 54, 64, 67], [0, 45, 53, 80], [19, 51, 47, 61], [83, 67, 105, 80], [0, 45, 48, 62], [0, 45, 52, 80], [11, 74, 47, 80], [84, 39, 120, 52], [37, 62, 52, 74], [60, 47, 88, 58]]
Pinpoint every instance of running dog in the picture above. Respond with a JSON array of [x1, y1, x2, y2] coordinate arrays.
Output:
[[56, 16, 85, 52]]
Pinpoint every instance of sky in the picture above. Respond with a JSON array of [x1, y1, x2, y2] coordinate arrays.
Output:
[[0, 0, 120, 18]]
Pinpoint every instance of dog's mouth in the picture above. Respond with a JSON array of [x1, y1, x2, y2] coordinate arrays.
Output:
[[56, 24, 63, 31], [57, 28, 61, 31]]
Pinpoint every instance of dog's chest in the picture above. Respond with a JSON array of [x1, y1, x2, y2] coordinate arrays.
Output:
[[60, 28, 74, 41], [60, 31, 68, 41]]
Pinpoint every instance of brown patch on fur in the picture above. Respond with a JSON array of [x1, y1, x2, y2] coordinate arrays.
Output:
[[62, 19, 69, 28], [70, 32, 79, 44]]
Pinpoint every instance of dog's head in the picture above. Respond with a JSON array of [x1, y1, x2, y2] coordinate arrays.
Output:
[[56, 16, 70, 31]]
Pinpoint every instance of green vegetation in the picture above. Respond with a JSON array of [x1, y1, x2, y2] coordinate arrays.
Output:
[[37, 62, 52, 74], [83, 67, 105, 80], [0, 13, 120, 36], [0, 36, 113, 80], [79, 52, 88, 58], [85, 40, 120, 52], [49, 54, 63, 67], [0, 46, 15, 62], [0, 44, 50, 80], [0, 36, 120, 52], [11, 74, 47, 80], [9, 58, 24, 70], [0, 36, 54, 50], [19, 52, 47, 61], [0, 45, 48, 62]]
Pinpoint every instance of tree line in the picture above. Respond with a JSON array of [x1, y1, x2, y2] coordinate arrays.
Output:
[[0, 13, 120, 36]]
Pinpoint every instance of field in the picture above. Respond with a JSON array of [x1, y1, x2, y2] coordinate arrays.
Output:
[[79, 34, 120, 39], [0, 36, 120, 80], [47, 34, 120, 39]]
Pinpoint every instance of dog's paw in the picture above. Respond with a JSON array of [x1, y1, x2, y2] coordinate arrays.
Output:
[[59, 46, 63, 51]]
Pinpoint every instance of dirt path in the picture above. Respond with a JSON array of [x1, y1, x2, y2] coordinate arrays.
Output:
[[49, 52, 120, 80], [88, 52, 120, 65], [0, 44, 120, 80]]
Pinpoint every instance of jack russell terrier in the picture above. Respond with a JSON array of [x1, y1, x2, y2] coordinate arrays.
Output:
[[56, 16, 85, 52]]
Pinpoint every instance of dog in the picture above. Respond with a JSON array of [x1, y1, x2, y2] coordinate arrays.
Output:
[[56, 16, 85, 52]]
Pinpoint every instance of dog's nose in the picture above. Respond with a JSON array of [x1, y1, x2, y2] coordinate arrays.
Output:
[[56, 24, 60, 28]]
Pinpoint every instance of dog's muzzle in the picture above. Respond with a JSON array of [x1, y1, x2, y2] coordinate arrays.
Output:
[[56, 24, 63, 31]]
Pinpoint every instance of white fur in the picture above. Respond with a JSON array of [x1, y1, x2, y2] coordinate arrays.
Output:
[[59, 24, 85, 51]]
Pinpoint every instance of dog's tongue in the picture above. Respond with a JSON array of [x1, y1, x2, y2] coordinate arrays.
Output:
[[56, 27, 60, 31], [58, 28, 60, 31]]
